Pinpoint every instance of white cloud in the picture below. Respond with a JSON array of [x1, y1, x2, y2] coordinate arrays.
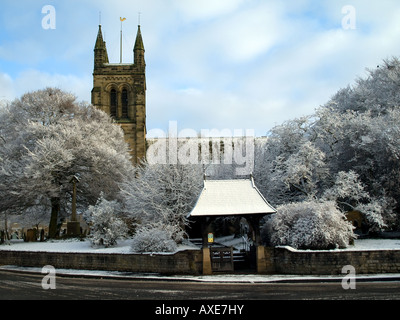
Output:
[[173, 0, 243, 22], [208, 6, 285, 63], [2, 0, 400, 136], [4, 70, 91, 103], [0, 72, 15, 101]]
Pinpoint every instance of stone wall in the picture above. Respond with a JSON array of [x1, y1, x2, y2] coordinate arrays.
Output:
[[1, 247, 400, 275], [266, 247, 400, 275], [0, 250, 203, 275]]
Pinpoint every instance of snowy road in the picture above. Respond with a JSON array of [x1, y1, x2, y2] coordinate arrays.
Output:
[[1, 270, 400, 301]]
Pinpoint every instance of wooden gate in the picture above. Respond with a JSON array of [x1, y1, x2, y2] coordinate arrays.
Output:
[[210, 247, 234, 272]]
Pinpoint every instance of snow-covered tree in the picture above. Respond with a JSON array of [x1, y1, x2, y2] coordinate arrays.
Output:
[[254, 117, 325, 206], [256, 57, 400, 231], [314, 107, 400, 205], [326, 57, 400, 116], [279, 141, 327, 200], [321, 171, 395, 232], [0, 88, 134, 237], [84, 195, 128, 247], [121, 162, 203, 243], [322, 171, 369, 208], [312, 67, 400, 229]]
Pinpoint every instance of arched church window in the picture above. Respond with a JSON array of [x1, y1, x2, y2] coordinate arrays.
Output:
[[122, 89, 128, 118], [110, 89, 117, 118]]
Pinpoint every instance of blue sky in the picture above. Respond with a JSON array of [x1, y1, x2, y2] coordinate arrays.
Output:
[[1, 0, 400, 137]]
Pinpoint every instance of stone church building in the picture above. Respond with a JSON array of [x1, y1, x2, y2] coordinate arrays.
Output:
[[91, 24, 146, 165], [90, 24, 263, 170]]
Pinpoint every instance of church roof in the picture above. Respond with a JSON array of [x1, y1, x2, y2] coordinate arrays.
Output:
[[188, 177, 276, 218]]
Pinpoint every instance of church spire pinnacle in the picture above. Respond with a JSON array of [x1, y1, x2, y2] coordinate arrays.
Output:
[[95, 25, 104, 49], [134, 25, 144, 51], [94, 24, 109, 67], [134, 25, 145, 69]]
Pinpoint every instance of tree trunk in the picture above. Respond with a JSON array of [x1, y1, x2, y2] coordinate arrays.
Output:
[[48, 197, 60, 239]]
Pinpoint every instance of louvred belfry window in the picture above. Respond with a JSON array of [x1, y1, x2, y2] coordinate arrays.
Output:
[[110, 89, 117, 118], [122, 89, 128, 118]]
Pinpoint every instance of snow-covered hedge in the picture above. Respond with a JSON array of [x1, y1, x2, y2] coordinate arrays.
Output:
[[263, 200, 355, 250], [130, 227, 177, 253]]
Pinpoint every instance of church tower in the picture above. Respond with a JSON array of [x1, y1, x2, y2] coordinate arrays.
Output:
[[91, 24, 146, 165]]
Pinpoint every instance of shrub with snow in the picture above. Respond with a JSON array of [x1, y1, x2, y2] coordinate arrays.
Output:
[[130, 226, 177, 253], [264, 200, 355, 250], [84, 195, 128, 248]]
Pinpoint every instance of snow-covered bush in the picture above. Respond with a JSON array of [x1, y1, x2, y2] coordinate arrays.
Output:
[[130, 226, 177, 253], [84, 195, 128, 248], [264, 200, 355, 250]]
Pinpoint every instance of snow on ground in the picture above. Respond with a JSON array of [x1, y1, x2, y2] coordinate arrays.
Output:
[[0, 238, 133, 253], [0, 237, 399, 253], [0, 238, 198, 254], [278, 238, 400, 252], [343, 238, 400, 251]]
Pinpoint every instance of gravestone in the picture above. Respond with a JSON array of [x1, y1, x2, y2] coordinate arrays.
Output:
[[25, 229, 37, 242]]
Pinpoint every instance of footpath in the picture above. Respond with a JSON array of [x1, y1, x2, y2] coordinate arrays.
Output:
[[1, 265, 400, 283]]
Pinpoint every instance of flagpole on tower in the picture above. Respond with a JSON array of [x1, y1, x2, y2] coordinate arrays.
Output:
[[120, 17, 126, 63]]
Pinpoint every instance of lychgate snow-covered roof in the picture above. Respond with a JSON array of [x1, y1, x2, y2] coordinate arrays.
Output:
[[188, 177, 276, 217]]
